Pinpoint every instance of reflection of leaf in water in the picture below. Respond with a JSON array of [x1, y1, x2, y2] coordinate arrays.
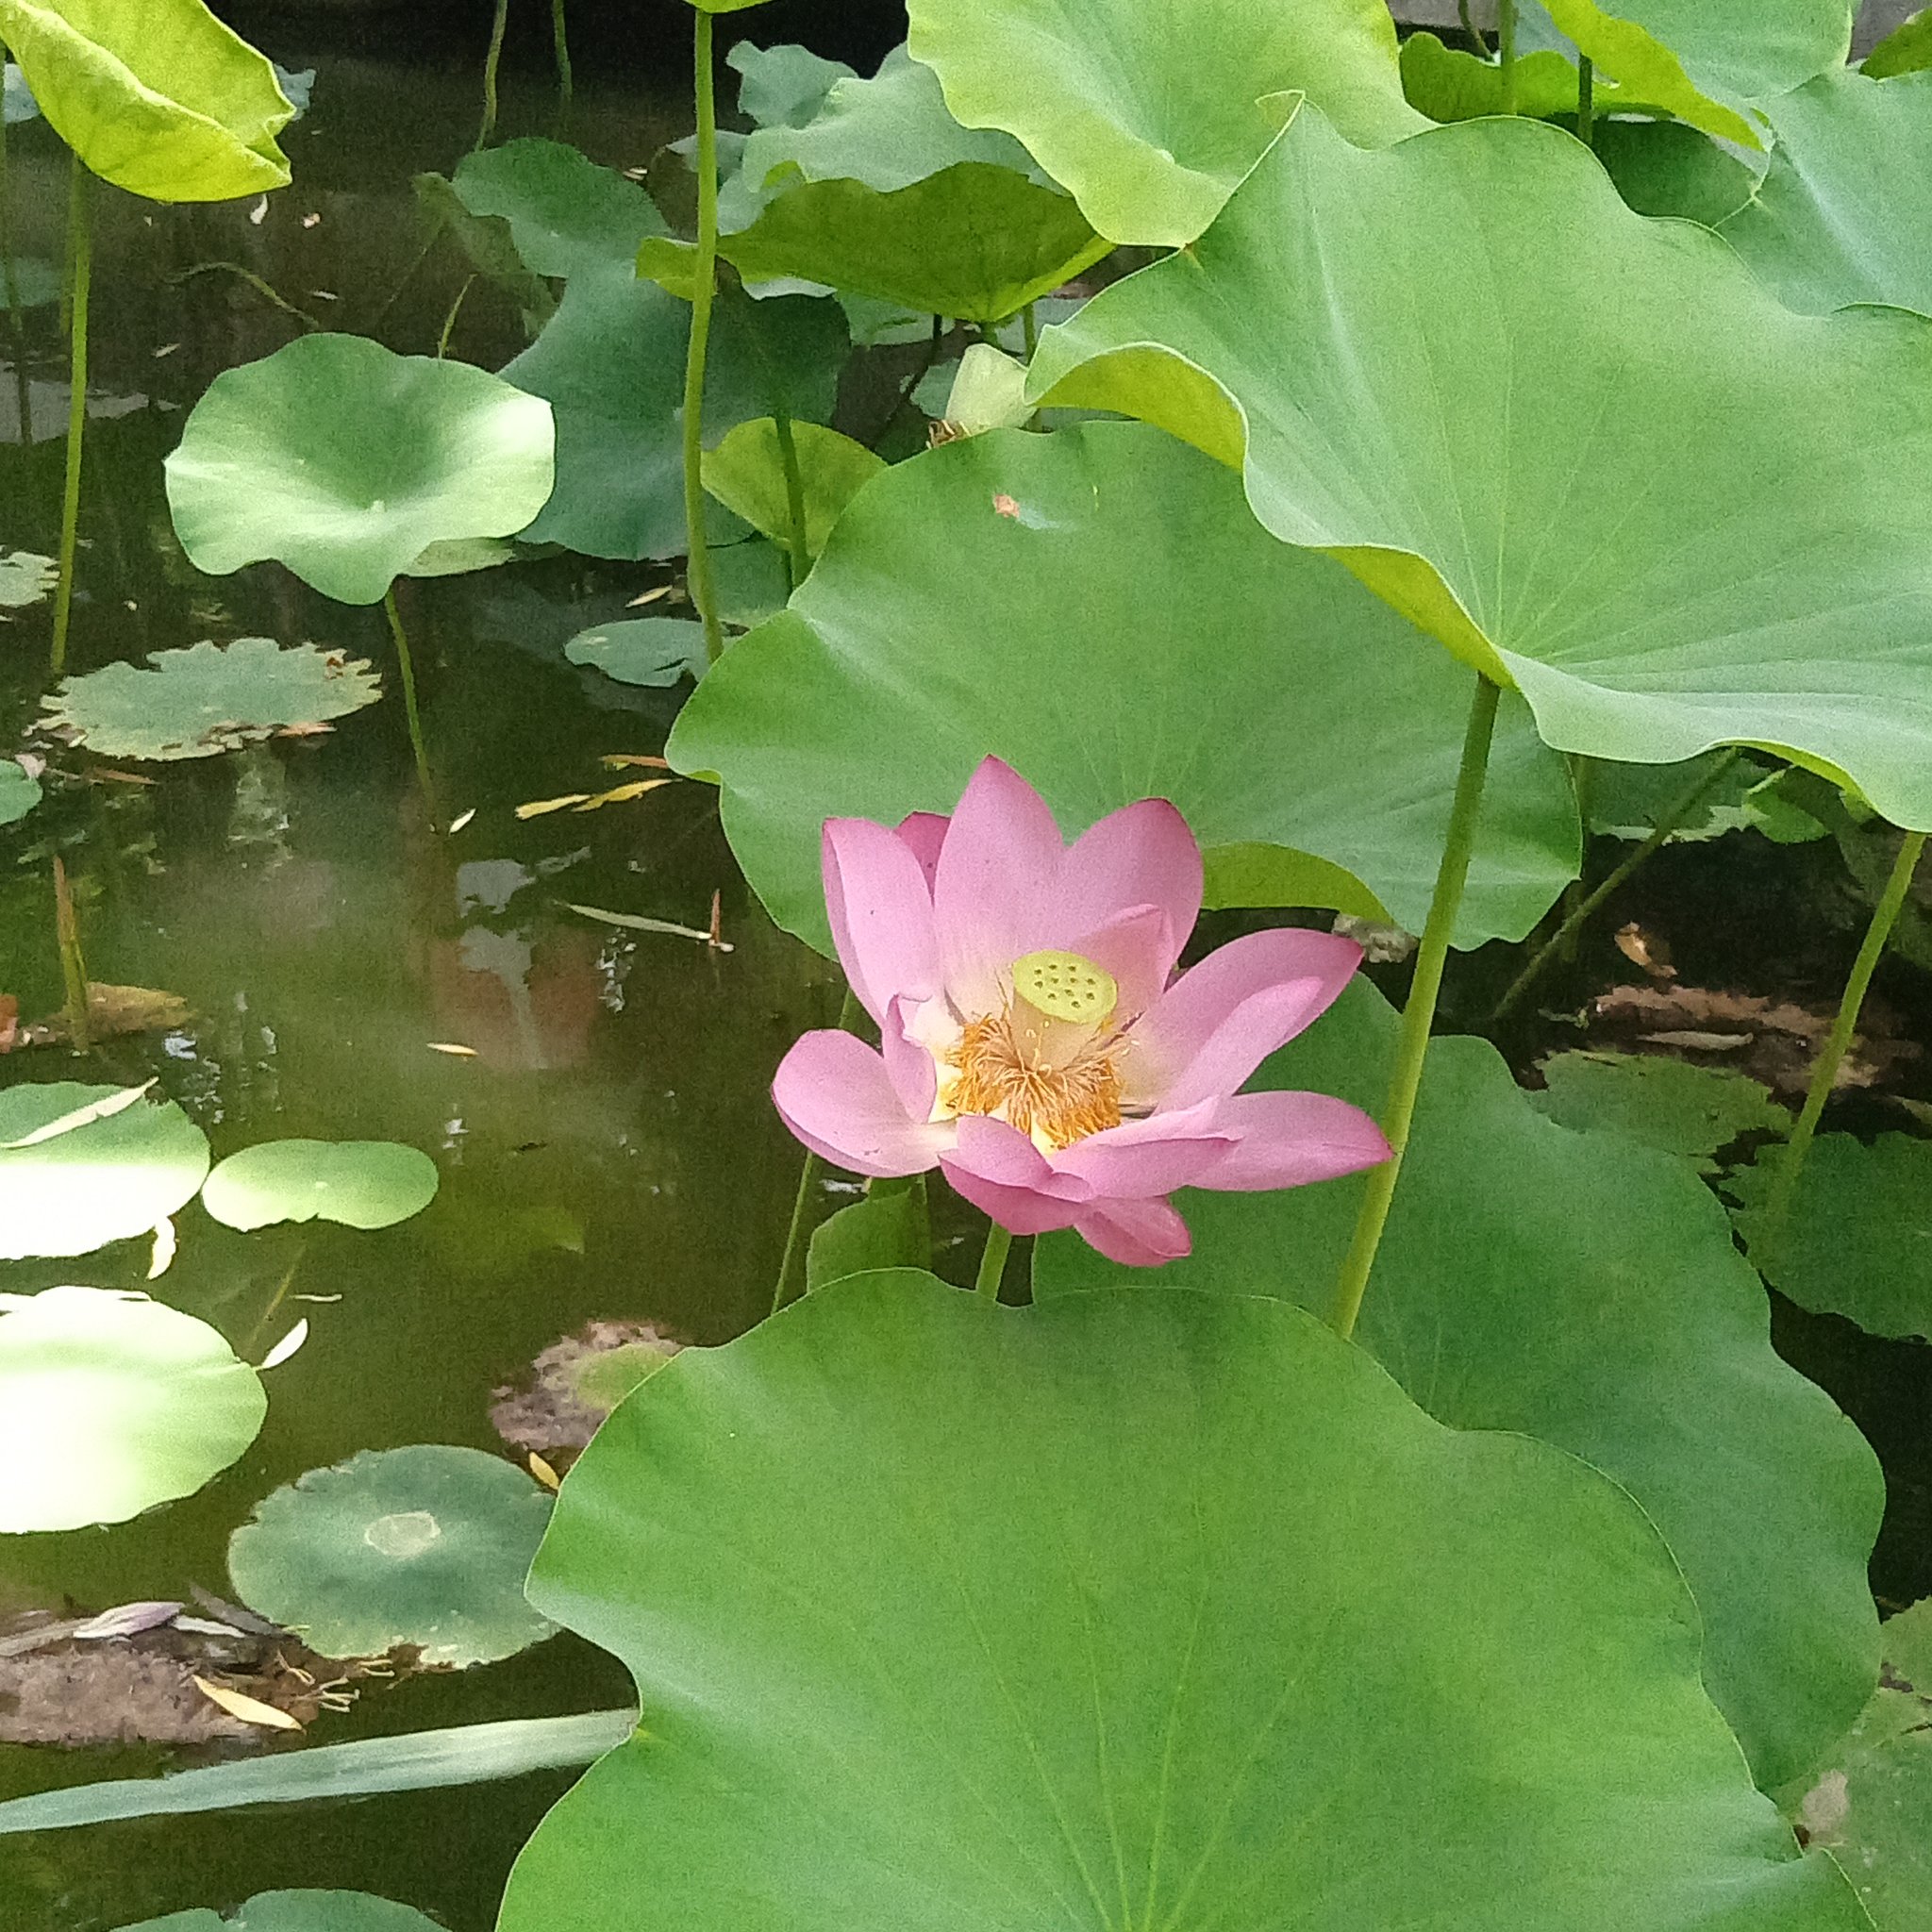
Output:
[[20, 982, 191, 1049], [42, 639, 382, 762]]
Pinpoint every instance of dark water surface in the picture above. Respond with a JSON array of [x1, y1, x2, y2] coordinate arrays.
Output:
[[0, 37, 858, 1932]]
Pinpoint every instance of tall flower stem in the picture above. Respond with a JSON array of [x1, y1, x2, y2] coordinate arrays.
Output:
[[383, 586, 438, 812], [1457, 0, 1487, 56], [773, 404, 809, 590], [682, 8, 725, 665], [1498, 0, 1519, 113], [1758, 828, 1927, 1254], [475, 0, 509, 150], [974, 1223, 1013, 1302], [1491, 747, 1744, 1023], [772, 987, 860, 1315], [550, 0, 574, 132], [50, 155, 89, 676], [1576, 55, 1596, 147], [1329, 674, 1501, 1341], [51, 853, 89, 1052]]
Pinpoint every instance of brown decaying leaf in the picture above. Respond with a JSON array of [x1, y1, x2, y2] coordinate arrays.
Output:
[[491, 1319, 687, 1461], [1612, 922, 1675, 982], [21, 982, 191, 1049]]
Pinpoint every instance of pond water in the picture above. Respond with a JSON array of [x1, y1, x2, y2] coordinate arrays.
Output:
[[0, 31, 882, 1931]]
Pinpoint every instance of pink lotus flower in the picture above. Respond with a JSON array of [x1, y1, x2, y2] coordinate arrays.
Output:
[[773, 758, 1391, 1266]]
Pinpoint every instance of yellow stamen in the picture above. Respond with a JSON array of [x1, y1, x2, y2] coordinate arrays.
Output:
[[950, 968, 1124, 1151]]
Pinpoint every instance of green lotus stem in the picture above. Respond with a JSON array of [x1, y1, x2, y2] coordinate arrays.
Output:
[[437, 275, 476, 358], [1576, 55, 1595, 147], [50, 157, 89, 676], [1555, 753, 1597, 961], [1491, 748, 1744, 1023], [169, 260, 321, 333], [1757, 828, 1928, 1256], [974, 1222, 1013, 1302], [1329, 674, 1501, 1341], [1021, 301, 1039, 358], [51, 854, 90, 1054], [773, 988, 860, 1314], [683, 8, 725, 665], [476, 0, 509, 150], [773, 405, 809, 590], [1457, 0, 1488, 57], [1498, 0, 1519, 113], [383, 586, 439, 810], [551, 0, 574, 131]]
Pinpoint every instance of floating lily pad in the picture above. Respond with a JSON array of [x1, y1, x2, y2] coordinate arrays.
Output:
[[702, 419, 884, 560], [1531, 1051, 1789, 1171], [165, 334, 556, 605], [0, 759, 41, 826], [0, 1287, 265, 1533], [0, 1084, 211, 1260], [227, 1445, 556, 1667], [1034, 108, 1932, 834], [116, 1892, 443, 1932], [1731, 1134, 1932, 1340], [491, 1320, 685, 1457], [453, 137, 667, 280], [0, 0, 292, 201], [497, 1273, 1861, 1931], [0, 546, 56, 606], [201, 1140, 440, 1234], [42, 640, 381, 761], [1036, 978, 1883, 1791], [565, 618, 708, 689]]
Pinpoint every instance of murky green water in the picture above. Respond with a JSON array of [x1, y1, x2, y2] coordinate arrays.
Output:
[[0, 38, 864, 1932]]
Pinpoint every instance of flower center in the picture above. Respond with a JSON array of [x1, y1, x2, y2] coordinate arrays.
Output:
[[948, 950, 1125, 1151]]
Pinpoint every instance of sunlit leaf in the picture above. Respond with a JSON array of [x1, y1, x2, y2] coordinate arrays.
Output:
[[498, 1272, 1860, 1930], [701, 418, 884, 559], [201, 1140, 440, 1232], [42, 640, 382, 761], [0, 1287, 265, 1533], [669, 423, 1579, 951], [227, 1445, 556, 1668], [166, 335, 556, 605], [0, 0, 292, 201], [1033, 108, 1932, 835], [1036, 979, 1883, 1790]]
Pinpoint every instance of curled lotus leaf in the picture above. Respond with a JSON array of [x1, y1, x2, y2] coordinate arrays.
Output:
[[0, 1287, 265, 1534], [165, 334, 557, 605], [1032, 108, 1932, 835], [0, 0, 293, 202], [42, 639, 381, 761]]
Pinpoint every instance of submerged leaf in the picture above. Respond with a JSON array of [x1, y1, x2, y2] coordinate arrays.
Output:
[[42, 640, 381, 761], [565, 617, 708, 688], [490, 1320, 685, 1457], [200, 1140, 440, 1233]]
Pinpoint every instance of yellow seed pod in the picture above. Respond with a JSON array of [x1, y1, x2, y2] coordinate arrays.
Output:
[[1011, 949, 1119, 1026]]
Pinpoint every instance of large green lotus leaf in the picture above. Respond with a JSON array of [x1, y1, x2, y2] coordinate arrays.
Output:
[[718, 163, 1109, 325], [903, 0, 1423, 246], [0, 1084, 211, 1259], [668, 423, 1579, 950], [1722, 70, 1932, 316], [701, 418, 884, 560], [1780, 1598, 1932, 1931], [1730, 1134, 1932, 1340], [0, 758, 41, 826], [42, 639, 382, 760], [1035, 979, 1883, 1790], [497, 1271, 1859, 1931], [1537, 0, 1851, 145], [165, 334, 556, 605], [0, 0, 291, 201], [117, 1892, 442, 1932], [0, 1286, 265, 1533], [452, 137, 667, 280], [201, 1140, 440, 1234], [227, 1445, 556, 1667], [503, 274, 843, 561], [1032, 108, 1932, 834], [729, 41, 856, 130]]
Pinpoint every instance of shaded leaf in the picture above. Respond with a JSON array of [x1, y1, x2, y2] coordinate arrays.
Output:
[[728, 40, 857, 130], [805, 1176, 928, 1290], [0, 758, 42, 826], [453, 136, 667, 279], [702, 418, 884, 559], [1592, 118, 1760, 224], [565, 617, 708, 688], [113, 1893, 442, 1932], [1531, 1050, 1789, 1170]]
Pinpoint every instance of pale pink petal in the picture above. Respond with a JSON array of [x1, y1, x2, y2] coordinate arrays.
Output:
[[772, 1030, 949, 1178], [879, 995, 938, 1123], [1074, 1196, 1192, 1267], [895, 811, 950, 891], [946, 1114, 1091, 1201], [1061, 797, 1201, 983], [1126, 928, 1364, 1108], [1191, 1090, 1391, 1191], [1049, 1103, 1236, 1198], [941, 1158, 1090, 1236], [1065, 904, 1175, 1024], [824, 817, 942, 1025], [932, 758, 1066, 1015]]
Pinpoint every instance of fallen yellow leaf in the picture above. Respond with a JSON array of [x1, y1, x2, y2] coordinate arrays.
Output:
[[515, 794, 593, 819], [528, 1452, 561, 1492], [572, 779, 671, 812], [192, 1675, 302, 1731], [427, 1041, 479, 1058]]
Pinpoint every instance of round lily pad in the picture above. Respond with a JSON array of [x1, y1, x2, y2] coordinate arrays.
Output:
[[227, 1446, 557, 1666], [565, 618, 708, 689], [41, 640, 382, 762], [165, 334, 556, 606], [0, 1286, 266, 1533], [0, 1083, 211, 1260], [116, 1892, 442, 1932], [201, 1140, 440, 1233]]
